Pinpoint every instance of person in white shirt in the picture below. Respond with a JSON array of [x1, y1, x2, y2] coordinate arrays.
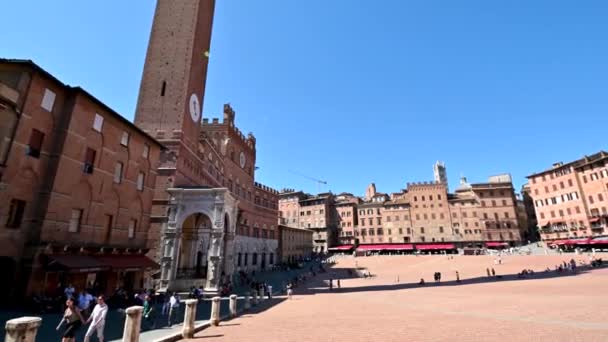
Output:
[[84, 295, 108, 342], [168, 293, 180, 327]]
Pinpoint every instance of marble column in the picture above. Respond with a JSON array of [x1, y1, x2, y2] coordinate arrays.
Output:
[[122, 306, 143, 342], [182, 299, 198, 338], [4, 317, 42, 342], [210, 297, 221, 326]]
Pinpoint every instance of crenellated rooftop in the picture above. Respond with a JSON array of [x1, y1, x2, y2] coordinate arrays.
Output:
[[406, 181, 446, 191], [202, 103, 257, 150], [254, 181, 279, 195]]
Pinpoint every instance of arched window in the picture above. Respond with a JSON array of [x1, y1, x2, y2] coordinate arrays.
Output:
[[0, 104, 19, 165]]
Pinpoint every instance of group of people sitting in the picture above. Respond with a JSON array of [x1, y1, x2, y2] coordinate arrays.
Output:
[[517, 269, 535, 278]]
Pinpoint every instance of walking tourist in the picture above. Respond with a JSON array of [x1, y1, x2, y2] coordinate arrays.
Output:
[[57, 297, 84, 342], [456, 271, 461, 283], [329, 278, 333, 290], [168, 292, 180, 327], [286, 283, 293, 299], [267, 284, 273, 299], [337, 279, 341, 288], [491, 268, 496, 277], [143, 295, 155, 330], [486, 268, 491, 277], [84, 295, 108, 342]]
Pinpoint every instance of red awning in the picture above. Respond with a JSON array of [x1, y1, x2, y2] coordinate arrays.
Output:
[[328, 245, 354, 251], [485, 242, 509, 248], [416, 244, 456, 251], [550, 239, 591, 246], [549, 239, 568, 246], [95, 255, 159, 270], [563, 238, 591, 246], [589, 237, 608, 245], [356, 244, 414, 251], [46, 255, 109, 272]]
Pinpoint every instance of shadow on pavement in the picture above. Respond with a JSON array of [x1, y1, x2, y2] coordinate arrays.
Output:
[[294, 264, 605, 296]]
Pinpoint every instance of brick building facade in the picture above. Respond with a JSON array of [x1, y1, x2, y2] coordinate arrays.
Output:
[[277, 225, 313, 264], [334, 193, 359, 244], [278, 191, 338, 253], [280, 172, 526, 253], [0, 59, 163, 302], [133, 0, 278, 291], [527, 151, 608, 241]]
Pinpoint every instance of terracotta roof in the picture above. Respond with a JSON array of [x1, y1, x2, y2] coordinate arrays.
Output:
[[527, 151, 608, 178]]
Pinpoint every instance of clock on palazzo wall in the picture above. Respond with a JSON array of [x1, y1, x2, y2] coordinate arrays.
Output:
[[239, 151, 246, 168], [189, 93, 201, 122]]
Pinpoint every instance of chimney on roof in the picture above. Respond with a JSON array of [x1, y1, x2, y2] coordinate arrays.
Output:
[[552, 162, 564, 169]]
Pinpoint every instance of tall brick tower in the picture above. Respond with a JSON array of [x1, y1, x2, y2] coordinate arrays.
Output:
[[134, 0, 216, 263], [135, 0, 215, 161]]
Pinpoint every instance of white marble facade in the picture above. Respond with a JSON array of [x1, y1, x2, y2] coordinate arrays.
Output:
[[160, 187, 238, 295], [158, 187, 278, 294]]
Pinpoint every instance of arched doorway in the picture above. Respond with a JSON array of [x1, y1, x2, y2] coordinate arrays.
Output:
[[178, 213, 211, 280], [196, 251, 203, 276]]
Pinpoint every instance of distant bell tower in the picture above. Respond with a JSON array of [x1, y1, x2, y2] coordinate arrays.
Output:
[[433, 161, 448, 189], [134, 0, 215, 148]]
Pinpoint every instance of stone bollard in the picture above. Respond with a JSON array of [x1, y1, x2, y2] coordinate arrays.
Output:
[[122, 306, 143, 342], [244, 293, 251, 310], [210, 297, 221, 326], [229, 295, 238, 317], [4, 316, 42, 342], [252, 290, 258, 306], [182, 299, 198, 339]]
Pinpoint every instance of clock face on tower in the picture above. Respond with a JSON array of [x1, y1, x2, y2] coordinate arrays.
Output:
[[239, 152, 246, 168], [189, 93, 201, 122]]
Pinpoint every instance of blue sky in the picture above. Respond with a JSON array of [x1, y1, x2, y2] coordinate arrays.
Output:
[[3, 1, 607, 196]]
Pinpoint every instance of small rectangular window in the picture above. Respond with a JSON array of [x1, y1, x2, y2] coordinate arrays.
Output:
[[121, 131, 129, 146], [142, 144, 150, 159], [41, 89, 56, 112], [93, 113, 104, 132], [114, 162, 123, 183], [6, 199, 26, 228], [137, 172, 145, 191], [104, 214, 113, 241], [128, 219, 137, 239], [27, 129, 44, 158], [83, 148, 96, 174], [68, 209, 83, 232]]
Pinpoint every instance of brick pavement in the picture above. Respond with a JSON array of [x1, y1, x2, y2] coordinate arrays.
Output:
[[185, 254, 608, 342]]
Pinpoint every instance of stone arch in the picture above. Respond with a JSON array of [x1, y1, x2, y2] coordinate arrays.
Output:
[[101, 188, 120, 243], [70, 180, 93, 223], [127, 193, 144, 240], [83, 130, 104, 164], [9, 166, 39, 202], [177, 212, 212, 277], [176, 207, 214, 230]]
